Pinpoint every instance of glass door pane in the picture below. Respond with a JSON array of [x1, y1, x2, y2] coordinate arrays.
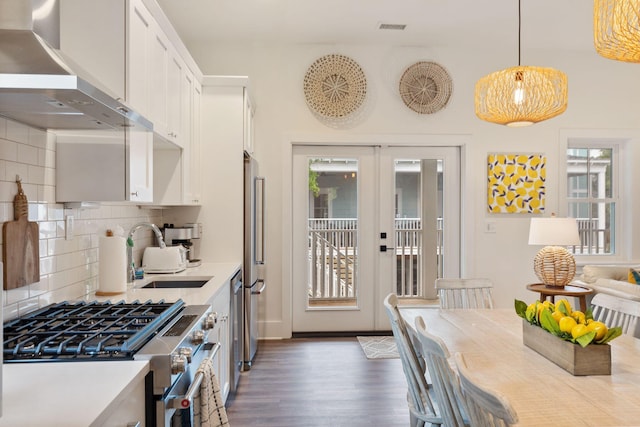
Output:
[[308, 157, 359, 308]]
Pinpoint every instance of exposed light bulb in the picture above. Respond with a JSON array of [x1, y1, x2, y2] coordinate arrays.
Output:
[[513, 71, 525, 105], [513, 87, 524, 105]]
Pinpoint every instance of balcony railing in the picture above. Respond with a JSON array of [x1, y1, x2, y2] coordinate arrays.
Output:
[[307, 218, 606, 303], [307, 218, 442, 302]]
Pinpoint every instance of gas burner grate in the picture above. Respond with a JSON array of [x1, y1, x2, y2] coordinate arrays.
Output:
[[3, 299, 184, 362]]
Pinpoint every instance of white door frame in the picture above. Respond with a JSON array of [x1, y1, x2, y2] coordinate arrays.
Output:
[[281, 133, 472, 338]]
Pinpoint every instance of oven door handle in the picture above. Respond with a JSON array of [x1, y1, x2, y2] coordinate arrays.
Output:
[[168, 342, 221, 410]]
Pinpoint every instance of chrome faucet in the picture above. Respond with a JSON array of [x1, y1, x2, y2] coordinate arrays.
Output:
[[126, 222, 166, 283]]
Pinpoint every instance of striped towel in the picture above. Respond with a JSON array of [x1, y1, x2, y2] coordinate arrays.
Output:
[[172, 358, 230, 427]]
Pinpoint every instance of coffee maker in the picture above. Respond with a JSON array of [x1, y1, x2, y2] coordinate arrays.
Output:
[[164, 223, 202, 267]]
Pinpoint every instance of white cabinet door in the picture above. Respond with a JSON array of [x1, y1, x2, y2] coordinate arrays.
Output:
[[166, 52, 184, 147], [188, 81, 202, 204], [148, 28, 170, 138], [128, 130, 154, 202], [56, 131, 153, 203], [209, 283, 231, 404], [127, 0, 151, 118], [98, 373, 146, 427]]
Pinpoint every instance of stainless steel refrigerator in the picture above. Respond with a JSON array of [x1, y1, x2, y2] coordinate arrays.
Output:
[[243, 152, 266, 370]]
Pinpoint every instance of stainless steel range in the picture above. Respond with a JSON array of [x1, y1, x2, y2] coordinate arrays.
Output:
[[3, 299, 218, 426]]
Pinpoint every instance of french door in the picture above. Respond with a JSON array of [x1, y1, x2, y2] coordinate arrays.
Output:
[[292, 145, 460, 332]]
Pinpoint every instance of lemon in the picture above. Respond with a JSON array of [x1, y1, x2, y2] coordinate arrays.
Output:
[[571, 310, 586, 325], [571, 324, 589, 339], [559, 316, 577, 333], [551, 310, 564, 324], [541, 300, 554, 311], [587, 321, 608, 341], [556, 299, 572, 315]]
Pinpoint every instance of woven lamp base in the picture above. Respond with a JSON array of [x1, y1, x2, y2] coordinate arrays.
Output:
[[533, 246, 576, 288]]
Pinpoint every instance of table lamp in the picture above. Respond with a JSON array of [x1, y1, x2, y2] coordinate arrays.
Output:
[[528, 216, 581, 288]]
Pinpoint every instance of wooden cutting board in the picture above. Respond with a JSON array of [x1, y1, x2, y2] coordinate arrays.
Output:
[[2, 178, 40, 290]]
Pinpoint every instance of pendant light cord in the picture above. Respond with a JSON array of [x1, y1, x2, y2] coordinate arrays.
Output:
[[518, 0, 521, 66]]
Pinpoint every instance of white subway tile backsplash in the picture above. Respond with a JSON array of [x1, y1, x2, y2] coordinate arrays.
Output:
[[17, 299, 41, 317], [38, 220, 57, 239], [40, 256, 54, 275], [48, 205, 64, 221], [5, 120, 29, 144], [28, 164, 45, 186], [29, 276, 49, 297], [1, 124, 164, 316], [5, 285, 30, 305], [4, 161, 28, 186], [42, 184, 55, 203], [17, 142, 38, 165], [0, 138, 18, 162], [28, 127, 47, 148]]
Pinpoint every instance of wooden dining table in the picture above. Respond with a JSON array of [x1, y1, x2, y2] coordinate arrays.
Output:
[[400, 307, 640, 426]]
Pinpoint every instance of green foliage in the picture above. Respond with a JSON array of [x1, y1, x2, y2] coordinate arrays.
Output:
[[514, 299, 622, 347], [308, 162, 320, 197]]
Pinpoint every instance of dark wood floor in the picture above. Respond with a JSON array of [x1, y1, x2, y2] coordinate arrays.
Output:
[[225, 338, 410, 426]]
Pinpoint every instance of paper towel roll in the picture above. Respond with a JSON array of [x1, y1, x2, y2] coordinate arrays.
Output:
[[97, 234, 127, 295]]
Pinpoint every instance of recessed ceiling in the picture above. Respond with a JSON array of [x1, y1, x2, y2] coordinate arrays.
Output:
[[157, 0, 594, 52]]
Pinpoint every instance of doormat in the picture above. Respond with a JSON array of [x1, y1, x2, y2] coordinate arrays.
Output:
[[357, 336, 399, 359]]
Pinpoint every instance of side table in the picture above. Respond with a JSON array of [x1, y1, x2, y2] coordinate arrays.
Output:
[[526, 283, 594, 313]]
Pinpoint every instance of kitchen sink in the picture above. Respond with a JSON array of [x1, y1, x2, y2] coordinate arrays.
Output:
[[142, 279, 210, 289]]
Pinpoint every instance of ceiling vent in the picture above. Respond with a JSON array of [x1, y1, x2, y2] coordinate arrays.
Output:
[[378, 23, 407, 31]]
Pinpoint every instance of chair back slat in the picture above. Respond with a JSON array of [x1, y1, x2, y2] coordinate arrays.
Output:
[[454, 353, 518, 427], [591, 293, 640, 338], [415, 316, 469, 427], [436, 279, 494, 309], [383, 293, 442, 425]]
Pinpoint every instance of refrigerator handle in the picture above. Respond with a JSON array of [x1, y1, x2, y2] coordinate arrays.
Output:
[[255, 176, 266, 264], [252, 279, 266, 295]]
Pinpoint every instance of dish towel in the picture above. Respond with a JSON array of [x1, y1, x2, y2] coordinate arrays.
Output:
[[172, 358, 230, 427]]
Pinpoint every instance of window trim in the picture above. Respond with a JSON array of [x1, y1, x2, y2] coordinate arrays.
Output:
[[559, 130, 632, 264]]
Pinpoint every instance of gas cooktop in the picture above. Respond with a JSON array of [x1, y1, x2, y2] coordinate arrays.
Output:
[[3, 299, 184, 362]]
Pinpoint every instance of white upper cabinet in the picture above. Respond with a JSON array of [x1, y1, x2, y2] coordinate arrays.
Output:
[[127, 0, 151, 117], [56, 130, 153, 203], [128, 0, 188, 148]]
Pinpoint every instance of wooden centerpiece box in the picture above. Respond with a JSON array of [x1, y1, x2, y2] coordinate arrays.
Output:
[[522, 320, 611, 376]]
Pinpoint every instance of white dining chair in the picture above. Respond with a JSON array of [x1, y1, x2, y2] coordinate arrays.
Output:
[[383, 293, 442, 427], [435, 278, 494, 309], [453, 353, 518, 427], [590, 293, 640, 338], [414, 316, 470, 427]]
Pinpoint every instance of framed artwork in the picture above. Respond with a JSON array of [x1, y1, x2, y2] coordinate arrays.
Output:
[[487, 153, 546, 213]]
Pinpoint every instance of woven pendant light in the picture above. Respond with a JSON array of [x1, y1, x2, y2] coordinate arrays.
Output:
[[594, 0, 640, 62], [475, 0, 568, 126]]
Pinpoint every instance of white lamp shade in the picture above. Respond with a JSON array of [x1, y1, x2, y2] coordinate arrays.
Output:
[[528, 217, 580, 246]]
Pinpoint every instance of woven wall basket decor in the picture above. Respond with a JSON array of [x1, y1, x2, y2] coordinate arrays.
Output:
[[399, 61, 453, 114], [303, 54, 368, 119]]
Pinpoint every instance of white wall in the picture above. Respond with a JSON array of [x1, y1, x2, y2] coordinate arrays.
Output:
[[0, 118, 165, 320], [184, 41, 640, 338]]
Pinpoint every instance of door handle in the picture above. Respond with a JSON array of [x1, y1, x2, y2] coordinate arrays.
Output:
[[380, 245, 396, 252]]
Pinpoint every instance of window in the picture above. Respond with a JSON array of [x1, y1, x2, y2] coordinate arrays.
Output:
[[566, 145, 617, 255]]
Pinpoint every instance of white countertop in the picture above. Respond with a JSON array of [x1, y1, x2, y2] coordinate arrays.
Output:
[[91, 261, 242, 306], [0, 262, 241, 427], [0, 361, 149, 427]]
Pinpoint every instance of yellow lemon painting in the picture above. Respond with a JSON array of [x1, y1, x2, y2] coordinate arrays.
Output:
[[487, 153, 546, 213]]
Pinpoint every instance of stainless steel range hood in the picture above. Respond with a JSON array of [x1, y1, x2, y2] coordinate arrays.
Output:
[[0, 0, 152, 131]]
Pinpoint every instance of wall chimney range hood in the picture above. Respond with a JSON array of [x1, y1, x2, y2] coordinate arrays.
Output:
[[0, 0, 151, 131]]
